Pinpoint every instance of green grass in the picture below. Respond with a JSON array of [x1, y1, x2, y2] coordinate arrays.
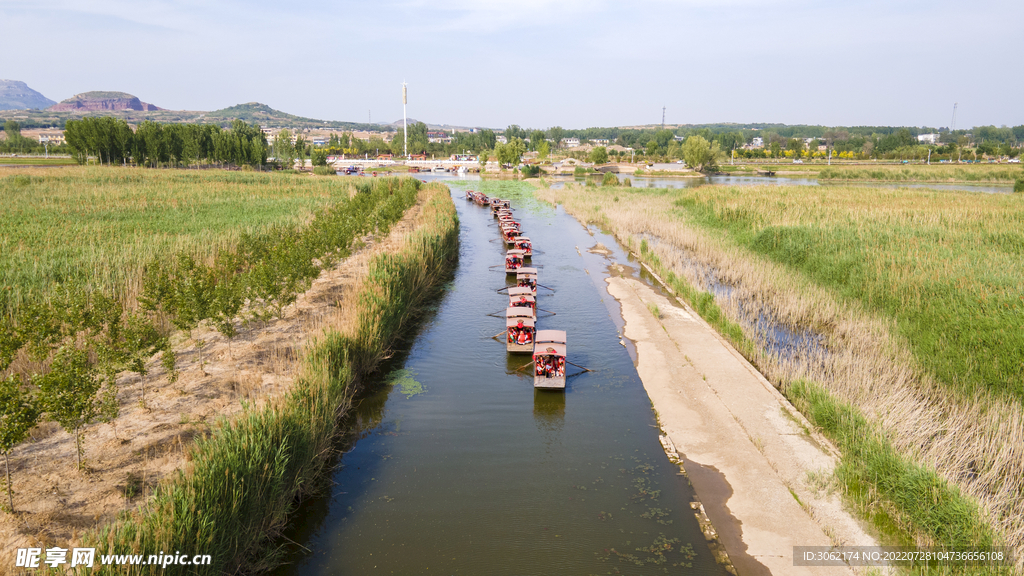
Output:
[[669, 185, 1024, 401], [86, 183, 459, 574], [0, 167, 361, 316]]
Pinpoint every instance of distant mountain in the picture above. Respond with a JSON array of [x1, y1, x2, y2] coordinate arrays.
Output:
[[1, 98, 395, 132], [49, 91, 162, 112], [206, 102, 386, 131], [0, 80, 56, 110]]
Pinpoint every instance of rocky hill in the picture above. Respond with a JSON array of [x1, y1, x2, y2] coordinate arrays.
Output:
[[49, 91, 162, 112], [0, 80, 56, 110]]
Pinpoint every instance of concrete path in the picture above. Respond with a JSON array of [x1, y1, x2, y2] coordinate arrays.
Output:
[[606, 271, 876, 576]]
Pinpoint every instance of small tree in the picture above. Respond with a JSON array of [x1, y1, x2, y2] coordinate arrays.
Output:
[[682, 135, 720, 172], [36, 347, 100, 470], [311, 146, 328, 167], [589, 146, 608, 165], [274, 129, 296, 169], [478, 151, 489, 171], [0, 374, 39, 512]]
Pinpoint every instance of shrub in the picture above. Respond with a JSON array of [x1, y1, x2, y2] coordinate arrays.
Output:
[[313, 165, 336, 176]]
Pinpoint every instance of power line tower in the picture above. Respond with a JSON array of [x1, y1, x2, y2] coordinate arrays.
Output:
[[661, 106, 666, 130], [950, 102, 958, 133]]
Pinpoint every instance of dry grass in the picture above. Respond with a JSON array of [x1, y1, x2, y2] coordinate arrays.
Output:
[[537, 182, 1024, 564]]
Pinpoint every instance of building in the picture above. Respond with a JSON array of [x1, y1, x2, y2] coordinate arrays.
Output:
[[751, 137, 764, 148], [427, 131, 452, 144], [495, 135, 508, 144], [561, 137, 581, 148], [592, 139, 610, 146], [38, 133, 66, 145], [917, 133, 939, 145]]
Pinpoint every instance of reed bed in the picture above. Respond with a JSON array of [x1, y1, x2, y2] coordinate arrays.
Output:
[[85, 182, 459, 574], [538, 182, 1024, 565]]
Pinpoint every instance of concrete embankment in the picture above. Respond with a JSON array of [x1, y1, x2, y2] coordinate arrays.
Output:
[[605, 267, 877, 575]]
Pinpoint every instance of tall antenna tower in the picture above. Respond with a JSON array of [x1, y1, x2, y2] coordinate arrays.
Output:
[[403, 82, 408, 158], [950, 102, 958, 133], [661, 106, 666, 129]]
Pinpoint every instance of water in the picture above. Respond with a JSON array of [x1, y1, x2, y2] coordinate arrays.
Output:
[[270, 181, 726, 575]]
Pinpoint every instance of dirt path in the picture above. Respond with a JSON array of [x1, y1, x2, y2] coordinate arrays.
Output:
[[602, 260, 878, 575], [0, 195, 426, 562]]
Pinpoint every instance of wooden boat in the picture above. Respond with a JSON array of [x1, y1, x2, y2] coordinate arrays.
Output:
[[508, 286, 536, 318], [533, 330, 567, 390], [473, 193, 490, 206], [466, 190, 475, 200], [501, 225, 521, 245], [505, 249, 526, 273], [516, 267, 538, 296], [505, 312, 535, 354], [512, 236, 532, 257]]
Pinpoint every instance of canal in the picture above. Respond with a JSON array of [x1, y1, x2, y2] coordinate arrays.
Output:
[[271, 180, 729, 575]]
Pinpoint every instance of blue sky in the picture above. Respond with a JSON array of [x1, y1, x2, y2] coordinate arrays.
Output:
[[4, 0, 1022, 129]]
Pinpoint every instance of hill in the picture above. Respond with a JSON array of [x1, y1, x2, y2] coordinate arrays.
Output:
[[49, 91, 162, 112], [0, 80, 56, 110], [205, 102, 386, 131]]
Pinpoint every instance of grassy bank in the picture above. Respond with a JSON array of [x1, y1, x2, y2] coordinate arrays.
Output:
[[86, 182, 459, 573], [0, 157, 78, 166], [818, 164, 1021, 183], [536, 182, 1023, 564]]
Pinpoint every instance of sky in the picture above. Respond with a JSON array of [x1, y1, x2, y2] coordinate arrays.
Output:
[[4, 0, 1023, 130]]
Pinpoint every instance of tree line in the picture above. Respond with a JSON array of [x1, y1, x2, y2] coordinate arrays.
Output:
[[63, 118, 268, 167]]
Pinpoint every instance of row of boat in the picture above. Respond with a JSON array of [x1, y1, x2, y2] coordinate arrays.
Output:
[[465, 190, 567, 390]]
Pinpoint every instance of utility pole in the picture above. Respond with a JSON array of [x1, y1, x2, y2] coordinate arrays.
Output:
[[661, 106, 666, 130], [950, 102, 958, 133], [403, 82, 408, 159]]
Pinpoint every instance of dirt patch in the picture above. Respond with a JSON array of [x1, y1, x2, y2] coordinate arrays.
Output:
[[0, 197, 427, 561]]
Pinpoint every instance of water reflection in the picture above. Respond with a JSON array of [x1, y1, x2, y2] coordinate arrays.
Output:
[[533, 389, 565, 431]]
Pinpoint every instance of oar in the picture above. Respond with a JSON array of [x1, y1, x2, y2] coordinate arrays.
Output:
[[514, 361, 535, 372], [536, 283, 555, 291], [496, 286, 511, 292], [566, 360, 592, 372], [537, 308, 556, 315], [487, 310, 508, 318]]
